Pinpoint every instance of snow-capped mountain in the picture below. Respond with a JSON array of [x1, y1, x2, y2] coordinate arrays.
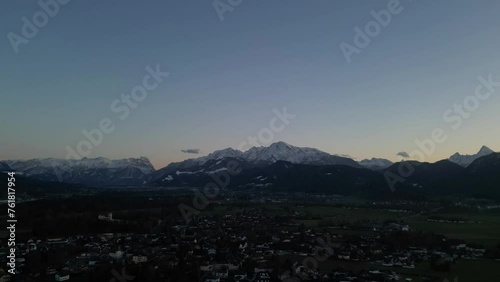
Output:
[[159, 141, 360, 174], [4, 157, 154, 186], [148, 142, 361, 184], [148, 156, 268, 186], [163, 148, 244, 171], [243, 142, 360, 167], [0, 161, 12, 172], [1, 142, 363, 186], [148, 142, 361, 185], [2, 143, 500, 199], [448, 146, 495, 167], [358, 158, 393, 170]]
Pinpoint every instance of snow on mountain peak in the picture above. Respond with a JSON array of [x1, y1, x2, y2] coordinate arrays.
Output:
[[479, 145, 494, 155], [158, 142, 361, 173], [449, 146, 496, 167], [5, 157, 155, 174], [358, 158, 393, 170], [269, 141, 295, 150], [242, 142, 359, 167]]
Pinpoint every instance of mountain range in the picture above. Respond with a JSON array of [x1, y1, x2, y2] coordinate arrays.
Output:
[[3, 157, 154, 186], [358, 158, 394, 170], [1, 142, 498, 199], [448, 145, 495, 167], [0, 161, 11, 172]]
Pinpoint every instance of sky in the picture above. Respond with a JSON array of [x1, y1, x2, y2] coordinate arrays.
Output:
[[1, 0, 500, 169]]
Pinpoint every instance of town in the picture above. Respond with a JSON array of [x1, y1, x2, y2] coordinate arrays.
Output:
[[1, 191, 499, 281]]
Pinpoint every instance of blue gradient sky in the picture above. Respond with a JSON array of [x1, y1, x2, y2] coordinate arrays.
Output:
[[1, 0, 500, 168]]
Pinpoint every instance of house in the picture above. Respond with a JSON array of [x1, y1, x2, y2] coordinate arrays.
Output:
[[256, 272, 271, 282], [208, 249, 217, 256], [214, 269, 228, 279], [132, 255, 148, 264], [109, 250, 124, 260], [98, 213, 113, 221], [28, 242, 37, 252]]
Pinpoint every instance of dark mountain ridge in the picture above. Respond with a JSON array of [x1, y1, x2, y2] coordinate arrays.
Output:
[[1, 144, 498, 199]]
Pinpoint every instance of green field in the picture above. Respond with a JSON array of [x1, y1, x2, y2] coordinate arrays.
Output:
[[284, 256, 500, 282], [406, 211, 500, 247], [384, 259, 500, 282], [298, 205, 500, 248], [200, 203, 500, 248], [299, 205, 409, 221]]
